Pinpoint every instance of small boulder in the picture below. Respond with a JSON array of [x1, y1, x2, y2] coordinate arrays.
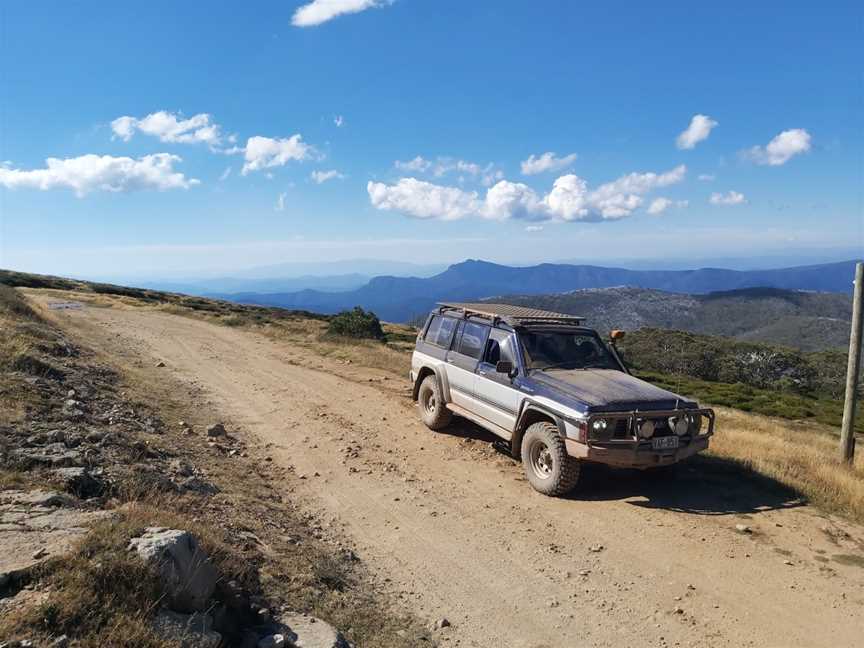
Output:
[[206, 423, 226, 438], [258, 635, 288, 648], [152, 609, 221, 648], [156, 361, 166, 368], [272, 613, 347, 648], [128, 528, 219, 613]]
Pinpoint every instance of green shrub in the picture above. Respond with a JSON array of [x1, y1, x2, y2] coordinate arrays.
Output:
[[326, 307, 385, 341]]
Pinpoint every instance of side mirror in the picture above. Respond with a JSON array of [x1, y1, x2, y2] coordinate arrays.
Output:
[[495, 360, 515, 376], [610, 329, 626, 341]]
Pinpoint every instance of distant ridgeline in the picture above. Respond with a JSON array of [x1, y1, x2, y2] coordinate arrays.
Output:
[[208, 259, 860, 323]]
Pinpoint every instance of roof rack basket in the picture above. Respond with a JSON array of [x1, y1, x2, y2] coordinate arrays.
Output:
[[437, 302, 585, 327]]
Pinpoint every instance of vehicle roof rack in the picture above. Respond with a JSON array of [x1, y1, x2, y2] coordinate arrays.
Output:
[[437, 302, 585, 327]]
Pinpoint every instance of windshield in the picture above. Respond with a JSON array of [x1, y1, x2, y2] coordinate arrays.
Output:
[[519, 329, 620, 371]]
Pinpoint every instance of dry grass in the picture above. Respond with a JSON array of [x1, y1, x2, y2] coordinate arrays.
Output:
[[708, 407, 864, 522], [0, 501, 247, 647]]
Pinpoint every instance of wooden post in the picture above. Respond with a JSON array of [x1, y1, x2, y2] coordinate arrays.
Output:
[[840, 261, 864, 463]]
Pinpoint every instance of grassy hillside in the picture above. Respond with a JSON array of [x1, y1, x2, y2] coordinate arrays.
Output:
[[491, 286, 852, 351]]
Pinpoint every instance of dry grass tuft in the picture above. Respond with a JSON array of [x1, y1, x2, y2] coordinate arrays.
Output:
[[708, 407, 864, 522]]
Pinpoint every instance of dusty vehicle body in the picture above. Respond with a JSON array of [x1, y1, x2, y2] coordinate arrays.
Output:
[[410, 303, 715, 496]]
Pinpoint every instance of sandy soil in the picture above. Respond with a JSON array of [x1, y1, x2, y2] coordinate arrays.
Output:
[[29, 293, 864, 648]]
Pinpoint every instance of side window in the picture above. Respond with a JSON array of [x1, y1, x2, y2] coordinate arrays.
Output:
[[425, 316, 458, 348], [456, 322, 488, 359], [424, 316, 443, 344], [485, 329, 517, 366]]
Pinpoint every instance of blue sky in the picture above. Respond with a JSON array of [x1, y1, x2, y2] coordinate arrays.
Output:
[[1, 0, 861, 278]]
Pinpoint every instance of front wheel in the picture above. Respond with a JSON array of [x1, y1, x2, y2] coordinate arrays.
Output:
[[521, 422, 580, 496], [417, 375, 451, 430]]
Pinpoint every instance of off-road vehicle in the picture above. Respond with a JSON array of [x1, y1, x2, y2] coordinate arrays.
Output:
[[410, 303, 715, 496]]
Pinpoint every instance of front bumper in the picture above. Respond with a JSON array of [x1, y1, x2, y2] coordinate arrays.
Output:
[[564, 407, 715, 469], [565, 434, 709, 468]]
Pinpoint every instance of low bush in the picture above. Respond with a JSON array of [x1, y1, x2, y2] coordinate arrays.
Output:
[[326, 307, 385, 341]]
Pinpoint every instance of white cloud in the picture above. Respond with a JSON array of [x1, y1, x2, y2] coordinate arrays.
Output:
[[368, 164, 687, 223], [292, 0, 390, 27], [710, 190, 747, 205], [697, 173, 715, 181], [111, 111, 225, 148], [482, 180, 544, 221], [394, 156, 431, 172], [334, 115, 344, 127], [525, 225, 544, 233], [310, 169, 345, 184], [647, 197, 688, 215], [367, 178, 480, 221], [219, 167, 232, 181], [520, 151, 578, 175], [394, 155, 502, 186], [586, 165, 686, 218], [241, 135, 315, 175], [275, 192, 287, 211], [744, 128, 812, 166], [676, 114, 718, 150], [543, 175, 590, 221], [0, 153, 198, 197]]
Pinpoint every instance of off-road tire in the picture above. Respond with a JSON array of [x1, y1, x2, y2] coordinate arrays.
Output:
[[521, 421, 580, 496], [417, 375, 451, 430]]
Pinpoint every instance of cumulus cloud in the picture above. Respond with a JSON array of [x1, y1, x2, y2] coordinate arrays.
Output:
[[744, 128, 811, 166], [368, 164, 686, 223], [111, 111, 225, 148], [520, 151, 578, 175], [676, 114, 718, 150], [710, 190, 747, 205], [275, 192, 287, 211], [241, 135, 315, 175], [367, 178, 480, 221], [292, 0, 391, 27], [219, 167, 232, 181], [0, 153, 198, 197], [697, 173, 715, 181], [482, 180, 544, 221], [310, 169, 345, 184], [647, 197, 688, 215], [525, 225, 544, 233], [334, 115, 344, 127]]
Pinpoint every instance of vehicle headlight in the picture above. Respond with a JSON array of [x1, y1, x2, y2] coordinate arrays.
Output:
[[638, 419, 655, 439], [591, 418, 611, 440], [687, 413, 703, 435], [669, 416, 689, 437]]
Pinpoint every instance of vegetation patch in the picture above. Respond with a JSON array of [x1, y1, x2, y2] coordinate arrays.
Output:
[[326, 307, 386, 341]]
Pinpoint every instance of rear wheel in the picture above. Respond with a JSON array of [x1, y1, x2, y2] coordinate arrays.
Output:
[[417, 375, 451, 430], [521, 422, 580, 496]]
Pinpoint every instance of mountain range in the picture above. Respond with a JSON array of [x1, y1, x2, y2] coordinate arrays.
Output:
[[488, 286, 852, 351], [214, 258, 861, 324]]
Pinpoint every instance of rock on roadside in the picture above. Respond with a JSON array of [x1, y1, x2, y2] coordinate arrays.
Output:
[[260, 613, 348, 648], [206, 423, 226, 438], [128, 528, 219, 613]]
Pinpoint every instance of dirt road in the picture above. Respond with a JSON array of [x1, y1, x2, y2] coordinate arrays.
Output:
[[32, 294, 864, 648]]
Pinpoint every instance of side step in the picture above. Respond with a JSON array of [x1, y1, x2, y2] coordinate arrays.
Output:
[[445, 403, 512, 441]]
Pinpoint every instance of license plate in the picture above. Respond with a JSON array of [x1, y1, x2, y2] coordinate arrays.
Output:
[[652, 436, 679, 451]]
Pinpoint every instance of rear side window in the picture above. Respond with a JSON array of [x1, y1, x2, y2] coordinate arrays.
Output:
[[424, 315, 458, 348], [456, 322, 489, 359]]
